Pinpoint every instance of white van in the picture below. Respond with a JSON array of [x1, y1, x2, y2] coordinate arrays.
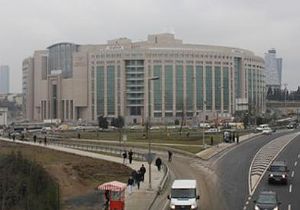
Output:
[[168, 179, 199, 210], [256, 124, 269, 132]]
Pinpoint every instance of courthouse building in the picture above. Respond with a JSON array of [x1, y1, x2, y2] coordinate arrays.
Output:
[[23, 33, 265, 124]]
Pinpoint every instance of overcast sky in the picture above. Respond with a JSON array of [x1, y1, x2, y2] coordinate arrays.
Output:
[[0, 0, 299, 92]]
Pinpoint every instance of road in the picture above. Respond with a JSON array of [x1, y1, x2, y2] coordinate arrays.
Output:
[[248, 131, 300, 210], [213, 131, 294, 210]]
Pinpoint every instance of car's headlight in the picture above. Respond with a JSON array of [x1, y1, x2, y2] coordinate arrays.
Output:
[[254, 205, 260, 210], [191, 204, 197, 209], [273, 207, 278, 210], [282, 174, 286, 178], [170, 204, 175, 209], [270, 174, 274, 177]]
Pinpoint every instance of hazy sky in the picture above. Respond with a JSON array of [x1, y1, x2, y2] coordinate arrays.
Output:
[[0, 0, 299, 92]]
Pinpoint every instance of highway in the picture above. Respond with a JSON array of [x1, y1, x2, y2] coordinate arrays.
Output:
[[247, 131, 300, 210], [213, 131, 296, 210]]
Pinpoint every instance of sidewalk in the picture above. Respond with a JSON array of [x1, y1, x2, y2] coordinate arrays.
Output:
[[0, 137, 164, 210], [196, 133, 260, 160]]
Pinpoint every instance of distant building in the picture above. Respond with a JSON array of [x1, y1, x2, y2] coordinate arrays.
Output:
[[23, 33, 266, 124], [264, 49, 282, 90], [0, 107, 8, 126], [0, 65, 9, 94]]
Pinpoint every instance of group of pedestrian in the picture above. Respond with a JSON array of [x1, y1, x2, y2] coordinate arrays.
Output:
[[127, 164, 146, 194], [223, 131, 239, 144], [122, 149, 134, 165]]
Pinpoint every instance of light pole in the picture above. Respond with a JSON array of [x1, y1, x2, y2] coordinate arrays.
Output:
[[147, 76, 159, 190], [202, 100, 206, 149]]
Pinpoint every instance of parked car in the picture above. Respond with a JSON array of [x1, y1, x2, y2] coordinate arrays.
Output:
[[268, 161, 289, 185], [254, 191, 281, 210]]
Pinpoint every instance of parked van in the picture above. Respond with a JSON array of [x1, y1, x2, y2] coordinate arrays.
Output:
[[168, 179, 199, 210]]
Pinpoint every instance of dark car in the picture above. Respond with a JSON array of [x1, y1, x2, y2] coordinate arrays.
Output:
[[254, 191, 281, 210], [268, 161, 289, 185], [286, 122, 298, 129]]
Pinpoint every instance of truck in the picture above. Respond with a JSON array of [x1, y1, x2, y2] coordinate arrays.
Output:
[[168, 179, 199, 210]]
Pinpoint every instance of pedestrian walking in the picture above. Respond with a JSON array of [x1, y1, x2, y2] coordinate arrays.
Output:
[[128, 149, 133, 164], [44, 136, 47, 145], [77, 133, 81, 139], [135, 170, 142, 190], [236, 133, 240, 144], [12, 134, 15, 141], [127, 176, 134, 194], [210, 136, 214, 145], [131, 170, 138, 186], [8, 132, 11, 139], [122, 150, 127, 164], [21, 133, 25, 141], [33, 135, 37, 143], [139, 164, 146, 182], [155, 157, 162, 171], [232, 133, 236, 143], [168, 150, 173, 162], [104, 189, 110, 208]]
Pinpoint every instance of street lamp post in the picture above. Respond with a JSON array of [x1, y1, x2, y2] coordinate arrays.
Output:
[[202, 100, 206, 149], [147, 76, 159, 190]]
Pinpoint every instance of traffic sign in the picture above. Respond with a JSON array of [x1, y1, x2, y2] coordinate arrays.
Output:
[[144, 152, 156, 164]]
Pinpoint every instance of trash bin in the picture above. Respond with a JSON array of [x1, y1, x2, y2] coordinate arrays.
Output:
[[98, 181, 127, 210]]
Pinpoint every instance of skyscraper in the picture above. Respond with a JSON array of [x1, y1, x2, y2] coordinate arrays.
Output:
[[264, 49, 282, 90], [0, 65, 10, 94]]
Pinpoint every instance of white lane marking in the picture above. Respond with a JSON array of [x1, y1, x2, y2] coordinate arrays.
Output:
[[298, 154, 300, 158], [295, 161, 298, 166], [289, 184, 292, 193], [291, 171, 295, 177], [248, 196, 251, 200], [246, 201, 249, 205], [243, 207, 247, 210], [288, 204, 291, 210]]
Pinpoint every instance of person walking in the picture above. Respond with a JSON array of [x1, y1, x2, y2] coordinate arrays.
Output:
[[236, 133, 240, 144], [44, 136, 47, 145], [135, 170, 142, 190], [122, 150, 127, 164], [12, 133, 16, 141], [139, 164, 146, 182], [127, 176, 134, 195], [155, 157, 162, 171], [128, 149, 133, 164], [104, 190, 110, 208], [168, 150, 173, 162], [232, 132, 236, 143], [33, 135, 37, 143]]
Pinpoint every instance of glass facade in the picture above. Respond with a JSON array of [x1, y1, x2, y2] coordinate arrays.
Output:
[[234, 57, 242, 98], [107, 66, 115, 115], [165, 65, 173, 111], [205, 66, 212, 110], [196, 66, 203, 110], [153, 65, 162, 111], [215, 66, 221, 110], [186, 65, 194, 111], [48, 43, 78, 78], [176, 65, 184, 113], [96, 66, 105, 116], [223, 67, 229, 111]]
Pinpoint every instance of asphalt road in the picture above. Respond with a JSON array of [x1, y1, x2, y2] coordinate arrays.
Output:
[[248, 132, 300, 210], [214, 132, 290, 210], [150, 154, 226, 210]]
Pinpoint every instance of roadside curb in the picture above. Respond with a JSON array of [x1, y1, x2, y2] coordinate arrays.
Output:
[[196, 133, 261, 160]]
